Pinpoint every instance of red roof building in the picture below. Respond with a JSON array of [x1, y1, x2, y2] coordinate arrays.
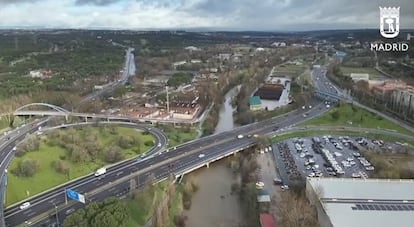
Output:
[[259, 213, 277, 227]]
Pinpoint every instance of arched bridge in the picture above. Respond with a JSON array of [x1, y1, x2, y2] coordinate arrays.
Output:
[[14, 103, 71, 117]]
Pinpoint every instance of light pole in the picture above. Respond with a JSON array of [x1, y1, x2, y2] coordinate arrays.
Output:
[[52, 202, 59, 226]]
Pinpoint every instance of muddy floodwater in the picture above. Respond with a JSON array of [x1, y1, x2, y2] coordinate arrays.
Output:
[[184, 160, 244, 227], [185, 86, 244, 227]]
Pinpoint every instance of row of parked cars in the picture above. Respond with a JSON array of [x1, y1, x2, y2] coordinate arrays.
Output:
[[277, 142, 301, 181]]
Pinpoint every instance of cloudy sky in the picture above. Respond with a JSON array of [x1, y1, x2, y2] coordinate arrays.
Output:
[[0, 0, 413, 30]]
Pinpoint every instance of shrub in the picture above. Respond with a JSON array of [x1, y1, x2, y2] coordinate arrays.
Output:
[[12, 159, 38, 177], [52, 160, 70, 174]]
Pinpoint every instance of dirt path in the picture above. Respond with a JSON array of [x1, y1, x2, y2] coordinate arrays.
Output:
[[256, 151, 283, 226], [184, 159, 244, 227]]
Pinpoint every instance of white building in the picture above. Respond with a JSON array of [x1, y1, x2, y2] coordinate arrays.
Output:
[[184, 46, 200, 51], [271, 42, 287, 47], [306, 178, 414, 227], [350, 73, 369, 82]]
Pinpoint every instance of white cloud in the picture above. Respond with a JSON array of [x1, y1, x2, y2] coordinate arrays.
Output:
[[0, 0, 412, 30]]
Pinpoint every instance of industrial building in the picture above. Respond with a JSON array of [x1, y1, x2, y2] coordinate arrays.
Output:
[[389, 87, 414, 122], [254, 83, 284, 100], [306, 178, 414, 227]]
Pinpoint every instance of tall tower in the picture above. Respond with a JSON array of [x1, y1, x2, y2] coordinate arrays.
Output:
[[166, 86, 170, 115]]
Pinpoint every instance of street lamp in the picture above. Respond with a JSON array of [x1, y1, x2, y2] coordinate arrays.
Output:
[[52, 202, 59, 227]]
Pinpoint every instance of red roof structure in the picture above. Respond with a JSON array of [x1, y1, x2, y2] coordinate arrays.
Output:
[[259, 213, 276, 227]]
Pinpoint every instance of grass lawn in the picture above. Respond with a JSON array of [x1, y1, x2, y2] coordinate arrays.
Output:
[[301, 103, 414, 136], [162, 126, 197, 147], [6, 126, 154, 206], [340, 66, 380, 78], [270, 129, 414, 147], [273, 64, 307, 77]]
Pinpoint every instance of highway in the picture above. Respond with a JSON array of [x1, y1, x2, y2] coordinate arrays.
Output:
[[80, 47, 135, 104], [4, 63, 413, 226], [3, 98, 325, 226], [3, 121, 167, 226]]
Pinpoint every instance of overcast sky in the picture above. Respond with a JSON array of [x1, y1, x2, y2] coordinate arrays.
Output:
[[0, 0, 413, 30]]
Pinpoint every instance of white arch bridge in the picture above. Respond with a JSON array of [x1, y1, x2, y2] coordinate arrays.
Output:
[[11, 102, 195, 124]]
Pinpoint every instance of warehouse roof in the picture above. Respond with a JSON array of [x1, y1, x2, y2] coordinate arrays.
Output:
[[307, 178, 414, 227]]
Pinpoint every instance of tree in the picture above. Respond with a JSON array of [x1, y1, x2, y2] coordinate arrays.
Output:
[[12, 159, 38, 177], [64, 197, 129, 227], [53, 160, 70, 175], [117, 135, 134, 149], [104, 145, 123, 163], [114, 85, 127, 98], [330, 110, 340, 120], [16, 134, 40, 156]]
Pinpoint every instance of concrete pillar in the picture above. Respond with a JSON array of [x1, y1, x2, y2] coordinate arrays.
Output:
[[233, 152, 237, 156], [85, 116, 88, 122], [206, 162, 210, 168]]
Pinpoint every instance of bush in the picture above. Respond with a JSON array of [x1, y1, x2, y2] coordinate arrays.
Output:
[[52, 160, 70, 174], [104, 145, 123, 163], [144, 141, 154, 147], [117, 135, 134, 149], [16, 134, 40, 155], [330, 110, 340, 120], [12, 159, 38, 177]]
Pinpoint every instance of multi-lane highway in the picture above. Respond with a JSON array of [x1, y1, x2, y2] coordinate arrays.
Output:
[[4, 98, 325, 226], [3, 121, 166, 226], [4, 63, 408, 226]]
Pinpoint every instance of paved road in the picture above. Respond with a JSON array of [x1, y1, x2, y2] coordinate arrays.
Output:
[[3, 98, 326, 226], [80, 47, 136, 104], [3, 121, 167, 226]]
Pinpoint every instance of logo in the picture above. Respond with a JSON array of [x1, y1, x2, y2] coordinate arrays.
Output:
[[379, 7, 400, 38], [371, 6, 408, 52]]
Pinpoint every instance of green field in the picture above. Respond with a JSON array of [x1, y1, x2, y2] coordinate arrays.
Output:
[[6, 126, 154, 206], [340, 66, 380, 78], [274, 64, 307, 75], [301, 103, 414, 136], [161, 125, 197, 147]]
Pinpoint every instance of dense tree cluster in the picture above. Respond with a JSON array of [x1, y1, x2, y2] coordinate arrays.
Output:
[[0, 33, 124, 98], [12, 158, 38, 177], [167, 72, 194, 88], [46, 126, 141, 163], [63, 197, 129, 227], [15, 134, 40, 157]]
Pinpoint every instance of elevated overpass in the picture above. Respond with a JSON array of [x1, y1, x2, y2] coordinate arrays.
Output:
[[12, 103, 200, 124]]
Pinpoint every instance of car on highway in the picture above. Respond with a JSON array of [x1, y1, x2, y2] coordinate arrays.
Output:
[[237, 134, 244, 139], [157, 143, 162, 147], [19, 202, 31, 210], [198, 154, 205, 158]]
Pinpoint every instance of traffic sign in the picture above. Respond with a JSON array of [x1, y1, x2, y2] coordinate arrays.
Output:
[[66, 189, 85, 204]]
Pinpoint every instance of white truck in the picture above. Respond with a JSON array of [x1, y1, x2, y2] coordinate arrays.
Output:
[[94, 167, 106, 177]]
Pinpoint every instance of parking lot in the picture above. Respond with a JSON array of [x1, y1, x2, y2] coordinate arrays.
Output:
[[271, 135, 401, 185]]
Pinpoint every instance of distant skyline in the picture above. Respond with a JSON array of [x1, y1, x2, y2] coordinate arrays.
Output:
[[0, 0, 413, 31]]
